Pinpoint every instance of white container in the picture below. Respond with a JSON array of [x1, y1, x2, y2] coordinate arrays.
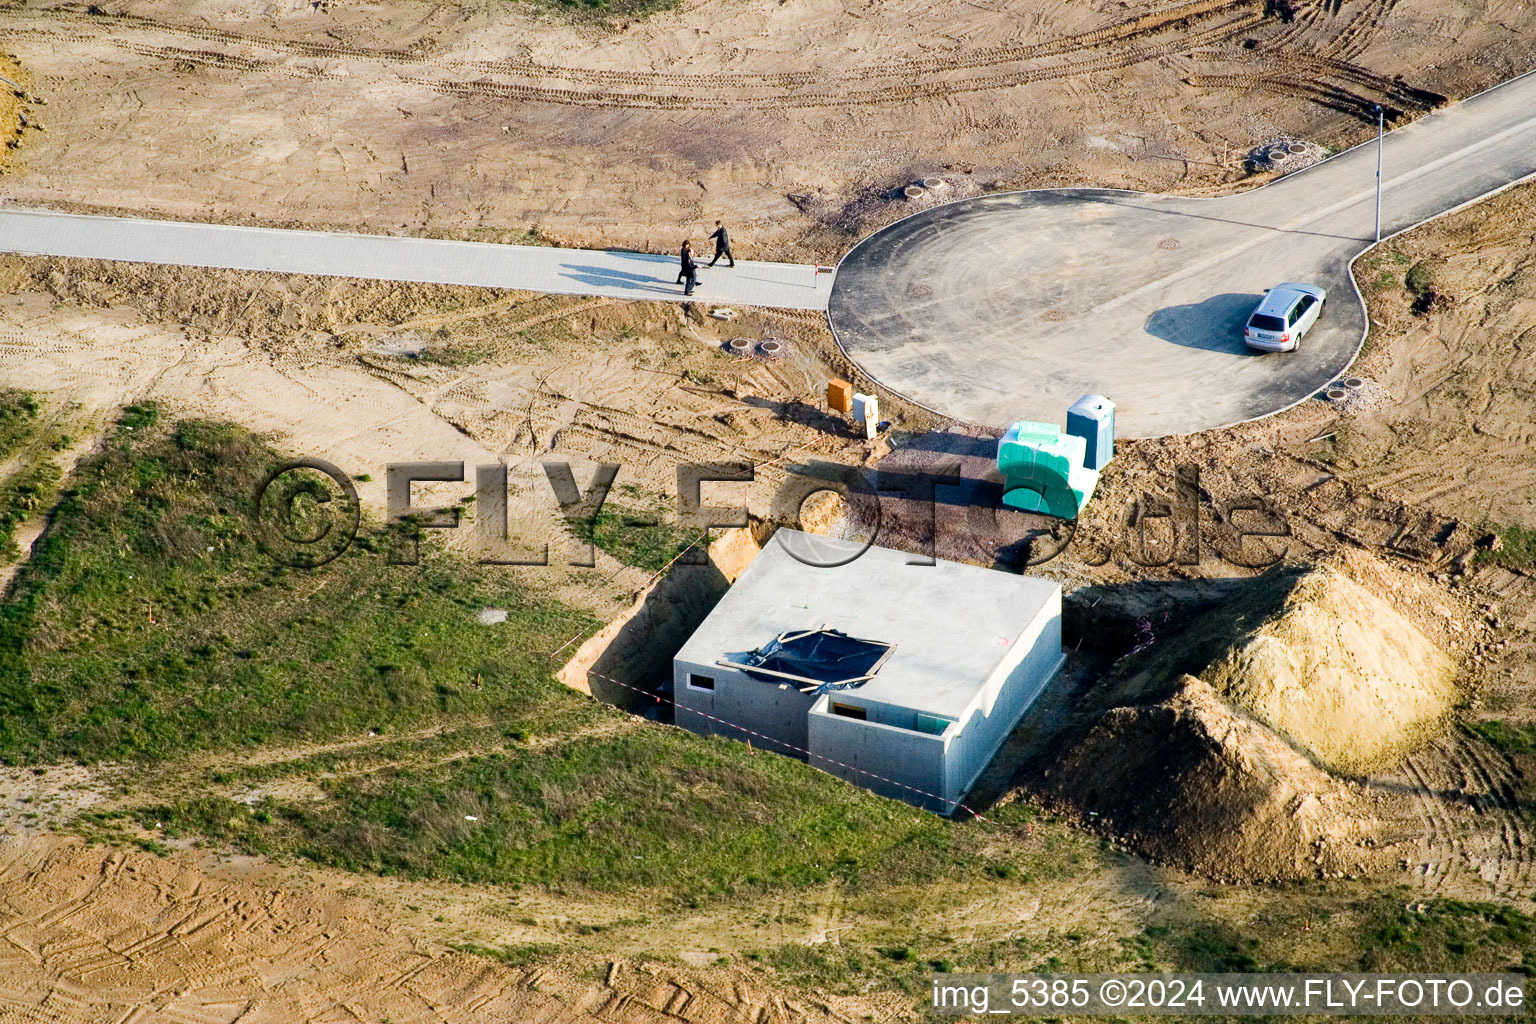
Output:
[[852, 393, 880, 438]]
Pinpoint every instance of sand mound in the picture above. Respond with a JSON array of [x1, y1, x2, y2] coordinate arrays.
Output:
[[1203, 559, 1458, 775], [1045, 675, 1381, 881]]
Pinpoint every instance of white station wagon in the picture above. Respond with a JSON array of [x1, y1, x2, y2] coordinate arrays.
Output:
[[1244, 283, 1327, 352]]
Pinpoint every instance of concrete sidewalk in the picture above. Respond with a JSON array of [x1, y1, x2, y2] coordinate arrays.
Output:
[[0, 208, 833, 311]]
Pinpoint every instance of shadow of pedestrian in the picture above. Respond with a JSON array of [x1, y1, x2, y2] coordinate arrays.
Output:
[[558, 263, 679, 296]]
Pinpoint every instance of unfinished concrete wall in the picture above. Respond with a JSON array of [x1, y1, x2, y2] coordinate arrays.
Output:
[[944, 589, 1065, 805], [673, 660, 818, 757], [807, 698, 949, 812]]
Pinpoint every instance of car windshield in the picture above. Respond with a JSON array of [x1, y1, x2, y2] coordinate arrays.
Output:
[[1249, 313, 1286, 332]]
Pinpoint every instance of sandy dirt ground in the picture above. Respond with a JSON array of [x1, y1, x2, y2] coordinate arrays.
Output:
[[2, 0, 1534, 257], [1330, 186, 1536, 529], [0, 833, 922, 1023]]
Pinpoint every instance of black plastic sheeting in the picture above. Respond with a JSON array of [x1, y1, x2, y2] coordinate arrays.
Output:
[[740, 628, 892, 692]]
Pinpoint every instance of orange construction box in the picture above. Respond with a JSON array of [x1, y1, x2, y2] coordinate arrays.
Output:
[[826, 378, 853, 413]]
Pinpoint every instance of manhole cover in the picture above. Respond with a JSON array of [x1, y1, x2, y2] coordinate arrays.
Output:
[[1158, 237, 1180, 250], [1344, 377, 1365, 389], [907, 283, 933, 298], [1042, 309, 1068, 322], [1327, 389, 1348, 401], [902, 184, 926, 200], [725, 338, 754, 356], [758, 340, 786, 359], [1288, 142, 1308, 154]]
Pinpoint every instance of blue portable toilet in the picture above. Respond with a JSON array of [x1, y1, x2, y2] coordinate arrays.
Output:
[[1066, 394, 1115, 472]]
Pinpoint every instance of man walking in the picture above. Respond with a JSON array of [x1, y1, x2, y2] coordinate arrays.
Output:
[[678, 239, 699, 296], [707, 220, 734, 268]]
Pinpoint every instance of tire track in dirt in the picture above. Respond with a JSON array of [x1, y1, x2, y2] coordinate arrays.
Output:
[[445, 0, 1269, 90], [0, 835, 871, 1024], [5, 7, 431, 62], [1400, 733, 1534, 900], [0, 426, 107, 596], [1180, 70, 1424, 121], [404, 17, 1269, 111], [1258, 0, 1329, 51], [1319, 0, 1402, 61], [14, 2, 1272, 110], [18, 0, 1265, 92], [1402, 751, 1467, 892], [1456, 736, 1531, 895]]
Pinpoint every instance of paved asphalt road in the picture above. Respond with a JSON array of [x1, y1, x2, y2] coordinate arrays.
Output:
[[829, 70, 1536, 437], [0, 210, 832, 311]]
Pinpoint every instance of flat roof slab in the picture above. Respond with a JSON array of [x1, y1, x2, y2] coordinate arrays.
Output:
[[675, 530, 1059, 721]]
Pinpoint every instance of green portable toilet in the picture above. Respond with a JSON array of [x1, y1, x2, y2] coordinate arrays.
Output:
[[996, 420, 1101, 519]]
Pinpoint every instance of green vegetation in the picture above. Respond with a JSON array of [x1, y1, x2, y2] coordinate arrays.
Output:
[[415, 336, 498, 367], [0, 388, 41, 462], [1464, 719, 1536, 757], [1154, 894, 1536, 976], [1355, 896, 1536, 973], [541, 0, 679, 18], [567, 487, 699, 572], [1405, 260, 1436, 298], [1360, 247, 1413, 292], [1479, 524, 1536, 572], [0, 404, 594, 763], [450, 941, 562, 967], [1404, 259, 1443, 314], [137, 726, 994, 894], [746, 891, 1536, 1008], [0, 458, 60, 562], [0, 389, 65, 562]]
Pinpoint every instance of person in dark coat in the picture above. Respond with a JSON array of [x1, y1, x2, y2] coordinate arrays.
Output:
[[678, 240, 699, 295], [707, 220, 734, 267]]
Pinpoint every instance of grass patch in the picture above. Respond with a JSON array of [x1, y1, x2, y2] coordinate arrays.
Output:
[[1464, 720, 1536, 758], [0, 458, 61, 562], [138, 725, 1001, 895], [0, 389, 41, 462], [0, 389, 65, 563], [1355, 896, 1536, 973], [538, 0, 679, 18], [0, 405, 596, 763], [566, 489, 698, 572], [451, 941, 562, 967], [1479, 524, 1536, 572], [415, 337, 498, 367], [1405, 260, 1435, 298]]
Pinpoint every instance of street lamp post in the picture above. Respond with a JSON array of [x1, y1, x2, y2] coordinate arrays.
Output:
[[1373, 104, 1384, 244]]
